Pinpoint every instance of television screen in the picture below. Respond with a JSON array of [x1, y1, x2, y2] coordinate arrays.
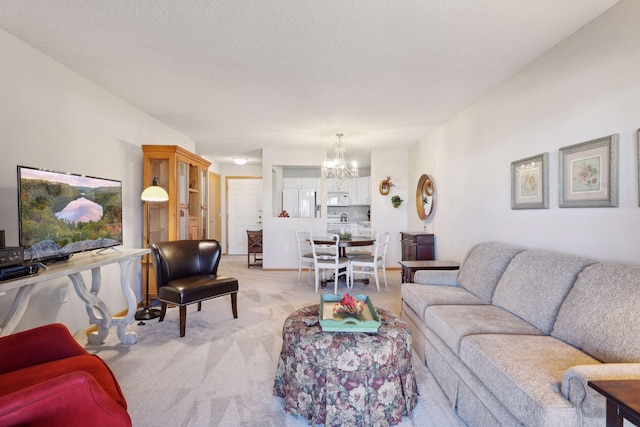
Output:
[[17, 166, 123, 262]]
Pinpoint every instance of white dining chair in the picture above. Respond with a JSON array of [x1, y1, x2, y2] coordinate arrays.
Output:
[[349, 232, 389, 291], [295, 229, 314, 284], [346, 225, 375, 258], [310, 233, 351, 293]]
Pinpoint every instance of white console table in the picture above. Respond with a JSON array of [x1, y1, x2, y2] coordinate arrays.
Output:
[[0, 248, 149, 345]]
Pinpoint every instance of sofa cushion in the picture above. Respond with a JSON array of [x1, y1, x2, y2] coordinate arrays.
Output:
[[0, 354, 127, 409], [460, 334, 600, 427], [424, 304, 542, 355], [457, 242, 523, 303], [492, 249, 593, 334], [413, 269, 460, 286], [401, 283, 483, 321], [552, 263, 640, 363]]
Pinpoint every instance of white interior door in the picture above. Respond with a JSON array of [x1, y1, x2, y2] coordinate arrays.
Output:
[[227, 178, 263, 254]]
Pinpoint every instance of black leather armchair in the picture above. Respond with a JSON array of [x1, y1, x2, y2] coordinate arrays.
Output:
[[149, 240, 238, 337]]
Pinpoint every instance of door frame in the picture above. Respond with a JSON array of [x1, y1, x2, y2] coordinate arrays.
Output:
[[208, 171, 222, 242]]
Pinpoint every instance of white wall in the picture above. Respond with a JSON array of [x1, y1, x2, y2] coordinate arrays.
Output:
[[262, 148, 327, 268], [409, 0, 640, 264], [370, 149, 409, 265], [0, 29, 194, 333]]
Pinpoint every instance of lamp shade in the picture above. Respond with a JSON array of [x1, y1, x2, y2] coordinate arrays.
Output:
[[141, 185, 169, 202]]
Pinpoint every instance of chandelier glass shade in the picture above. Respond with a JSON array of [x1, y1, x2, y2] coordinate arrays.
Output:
[[322, 133, 359, 179]]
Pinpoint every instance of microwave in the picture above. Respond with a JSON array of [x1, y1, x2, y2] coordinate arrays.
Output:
[[327, 192, 349, 206]]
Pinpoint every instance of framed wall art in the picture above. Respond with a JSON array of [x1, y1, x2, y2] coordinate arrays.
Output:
[[559, 134, 618, 208], [511, 153, 548, 209]]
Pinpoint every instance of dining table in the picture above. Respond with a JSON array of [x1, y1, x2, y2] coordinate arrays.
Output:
[[310, 236, 376, 287], [310, 236, 376, 258]]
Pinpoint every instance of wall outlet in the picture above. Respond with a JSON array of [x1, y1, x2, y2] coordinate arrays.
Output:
[[283, 244, 289, 253], [59, 287, 68, 304]]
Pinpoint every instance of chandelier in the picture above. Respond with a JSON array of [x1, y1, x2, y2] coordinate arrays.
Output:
[[322, 133, 359, 179]]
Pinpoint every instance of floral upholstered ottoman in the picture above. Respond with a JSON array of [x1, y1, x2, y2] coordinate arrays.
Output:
[[274, 305, 418, 426]]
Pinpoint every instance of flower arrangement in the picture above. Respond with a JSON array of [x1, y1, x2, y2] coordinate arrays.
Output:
[[278, 210, 289, 217], [382, 176, 394, 188], [333, 294, 365, 317], [337, 231, 352, 241], [391, 195, 403, 208]]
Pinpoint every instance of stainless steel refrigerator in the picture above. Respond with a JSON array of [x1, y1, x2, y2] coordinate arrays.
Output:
[[282, 189, 316, 218]]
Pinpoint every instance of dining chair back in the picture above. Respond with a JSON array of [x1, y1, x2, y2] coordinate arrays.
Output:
[[349, 232, 390, 291], [310, 233, 351, 293], [347, 226, 375, 257], [295, 229, 314, 284]]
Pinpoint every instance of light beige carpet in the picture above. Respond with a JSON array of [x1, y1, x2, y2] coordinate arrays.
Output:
[[79, 255, 466, 426]]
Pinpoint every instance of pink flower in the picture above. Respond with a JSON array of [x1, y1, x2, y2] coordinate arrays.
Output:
[[333, 294, 365, 316]]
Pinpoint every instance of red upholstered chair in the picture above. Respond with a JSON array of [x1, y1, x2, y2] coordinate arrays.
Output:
[[0, 323, 131, 427]]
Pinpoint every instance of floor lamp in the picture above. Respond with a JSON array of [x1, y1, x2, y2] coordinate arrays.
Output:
[[135, 177, 169, 323]]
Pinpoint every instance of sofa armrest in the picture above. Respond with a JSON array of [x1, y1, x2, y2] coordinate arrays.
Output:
[[0, 323, 87, 375], [561, 363, 640, 423], [413, 269, 460, 286], [0, 371, 131, 426]]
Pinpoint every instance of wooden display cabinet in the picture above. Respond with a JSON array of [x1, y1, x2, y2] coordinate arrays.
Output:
[[141, 145, 211, 300]]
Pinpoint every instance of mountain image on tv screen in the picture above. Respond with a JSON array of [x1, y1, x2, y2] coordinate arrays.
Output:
[[18, 166, 123, 262]]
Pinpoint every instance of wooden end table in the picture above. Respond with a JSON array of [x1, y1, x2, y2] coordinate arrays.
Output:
[[398, 260, 460, 283], [588, 379, 640, 427]]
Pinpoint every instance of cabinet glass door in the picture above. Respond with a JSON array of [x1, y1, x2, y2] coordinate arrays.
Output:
[[178, 160, 189, 240], [179, 207, 188, 240], [147, 158, 169, 244], [179, 161, 188, 205]]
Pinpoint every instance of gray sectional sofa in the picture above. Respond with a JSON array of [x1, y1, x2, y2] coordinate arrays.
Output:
[[401, 241, 640, 426]]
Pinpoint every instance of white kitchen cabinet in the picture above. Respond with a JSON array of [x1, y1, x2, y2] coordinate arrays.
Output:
[[284, 177, 318, 191], [326, 178, 355, 194], [353, 176, 371, 205]]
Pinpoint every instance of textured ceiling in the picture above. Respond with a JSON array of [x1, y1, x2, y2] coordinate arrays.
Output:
[[0, 0, 620, 167]]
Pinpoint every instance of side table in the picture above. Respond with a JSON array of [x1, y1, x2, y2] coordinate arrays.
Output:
[[274, 305, 418, 426], [398, 260, 460, 283], [588, 379, 640, 427]]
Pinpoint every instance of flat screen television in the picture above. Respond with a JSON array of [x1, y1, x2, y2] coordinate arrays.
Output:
[[17, 166, 123, 262]]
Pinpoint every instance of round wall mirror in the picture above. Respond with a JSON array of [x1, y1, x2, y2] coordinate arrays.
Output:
[[416, 174, 436, 220], [379, 178, 392, 195]]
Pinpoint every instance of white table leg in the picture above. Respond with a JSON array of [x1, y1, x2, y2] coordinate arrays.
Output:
[[0, 285, 35, 336], [68, 261, 138, 345], [69, 269, 112, 345], [112, 258, 137, 344]]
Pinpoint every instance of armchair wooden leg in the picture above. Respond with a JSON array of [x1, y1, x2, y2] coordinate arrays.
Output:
[[179, 305, 187, 337], [197, 301, 202, 311], [159, 302, 168, 322], [231, 292, 238, 318]]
